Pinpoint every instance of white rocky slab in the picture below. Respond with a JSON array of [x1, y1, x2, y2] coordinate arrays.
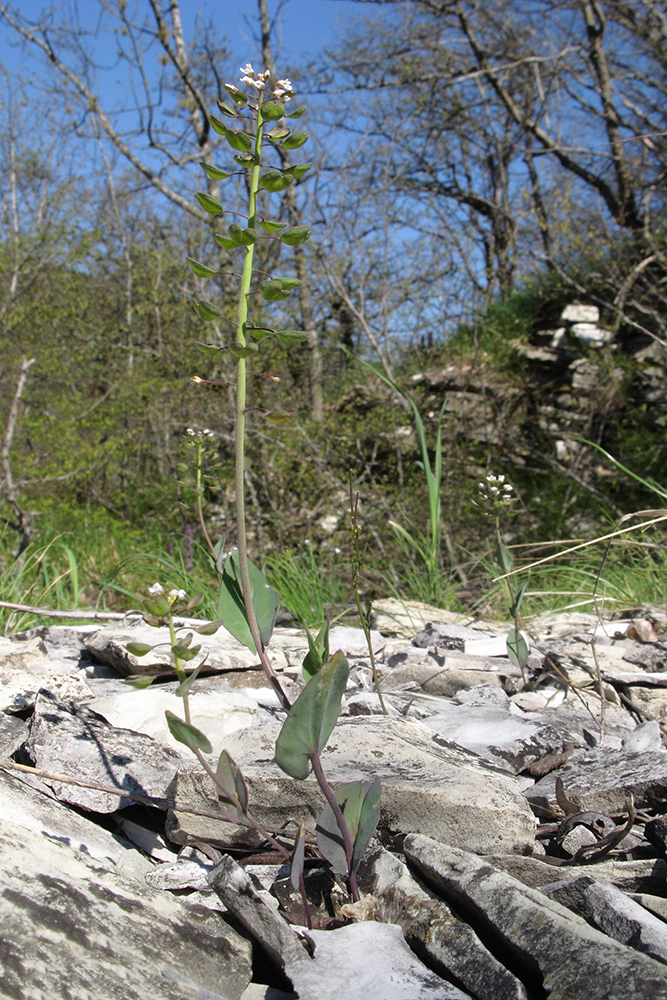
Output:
[[561, 303, 600, 323], [489, 854, 667, 897], [328, 625, 385, 657], [208, 855, 472, 999], [525, 745, 667, 813], [358, 847, 528, 1000], [0, 807, 252, 1000], [541, 873, 667, 964], [167, 717, 536, 855], [88, 686, 259, 758], [25, 690, 183, 812], [420, 701, 572, 774], [0, 767, 153, 876], [403, 834, 667, 1000], [371, 598, 466, 638], [86, 622, 262, 676]]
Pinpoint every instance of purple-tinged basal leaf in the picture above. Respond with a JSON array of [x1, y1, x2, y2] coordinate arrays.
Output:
[[216, 750, 248, 813], [290, 821, 307, 891]]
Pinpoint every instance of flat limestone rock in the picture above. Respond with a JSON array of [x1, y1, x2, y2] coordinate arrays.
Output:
[[0, 767, 153, 876], [412, 622, 503, 652], [420, 702, 571, 774], [357, 847, 528, 1000], [88, 687, 259, 758], [0, 813, 252, 1000], [525, 746, 667, 814], [403, 834, 667, 1000], [541, 873, 667, 963], [372, 599, 465, 638], [382, 650, 508, 698], [208, 855, 471, 999], [489, 854, 667, 898], [167, 717, 536, 855], [86, 623, 262, 677], [25, 690, 182, 813]]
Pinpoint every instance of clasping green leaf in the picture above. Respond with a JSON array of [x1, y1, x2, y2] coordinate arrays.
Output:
[[274, 650, 349, 780]]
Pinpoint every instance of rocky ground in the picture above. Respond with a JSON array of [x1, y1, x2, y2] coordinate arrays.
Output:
[[2, 598, 667, 999]]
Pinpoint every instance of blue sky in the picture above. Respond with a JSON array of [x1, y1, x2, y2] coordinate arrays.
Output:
[[223, 0, 363, 62]]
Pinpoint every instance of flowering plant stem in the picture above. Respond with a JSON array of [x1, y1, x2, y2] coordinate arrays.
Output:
[[232, 94, 291, 714], [349, 472, 387, 714], [168, 608, 313, 927]]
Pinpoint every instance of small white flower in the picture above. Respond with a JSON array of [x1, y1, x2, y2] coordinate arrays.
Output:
[[273, 78, 293, 100], [240, 75, 256, 88], [186, 428, 195, 436], [168, 588, 187, 603], [148, 582, 165, 596], [241, 63, 254, 76]]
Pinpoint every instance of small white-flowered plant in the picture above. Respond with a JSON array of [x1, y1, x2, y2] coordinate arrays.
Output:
[[168, 588, 187, 603], [240, 63, 271, 90], [148, 582, 165, 596], [273, 78, 293, 100], [476, 474, 518, 515]]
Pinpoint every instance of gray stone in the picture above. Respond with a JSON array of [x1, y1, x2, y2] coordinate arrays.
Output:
[[403, 834, 667, 1000], [328, 625, 385, 657], [0, 812, 252, 1000], [419, 701, 571, 774], [371, 599, 466, 638], [542, 874, 667, 963], [412, 621, 502, 652], [525, 746, 667, 814], [490, 854, 667, 897], [357, 847, 528, 1000], [0, 766, 153, 876], [86, 622, 262, 677], [208, 856, 472, 999], [622, 720, 663, 752], [0, 663, 93, 712], [117, 817, 177, 860], [88, 686, 259, 758], [0, 710, 27, 757], [562, 303, 600, 323], [167, 717, 536, 855], [382, 649, 510, 697], [560, 824, 599, 857], [25, 690, 182, 813]]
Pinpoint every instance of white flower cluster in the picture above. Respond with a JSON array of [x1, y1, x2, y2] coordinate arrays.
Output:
[[239, 64, 293, 101], [147, 582, 186, 604], [186, 427, 215, 439], [478, 473, 516, 509]]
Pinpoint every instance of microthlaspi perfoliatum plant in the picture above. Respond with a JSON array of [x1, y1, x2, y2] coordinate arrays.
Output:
[[126, 65, 379, 909], [475, 473, 529, 681]]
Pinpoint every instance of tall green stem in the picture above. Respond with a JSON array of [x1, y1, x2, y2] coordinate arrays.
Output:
[[232, 94, 291, 713]]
